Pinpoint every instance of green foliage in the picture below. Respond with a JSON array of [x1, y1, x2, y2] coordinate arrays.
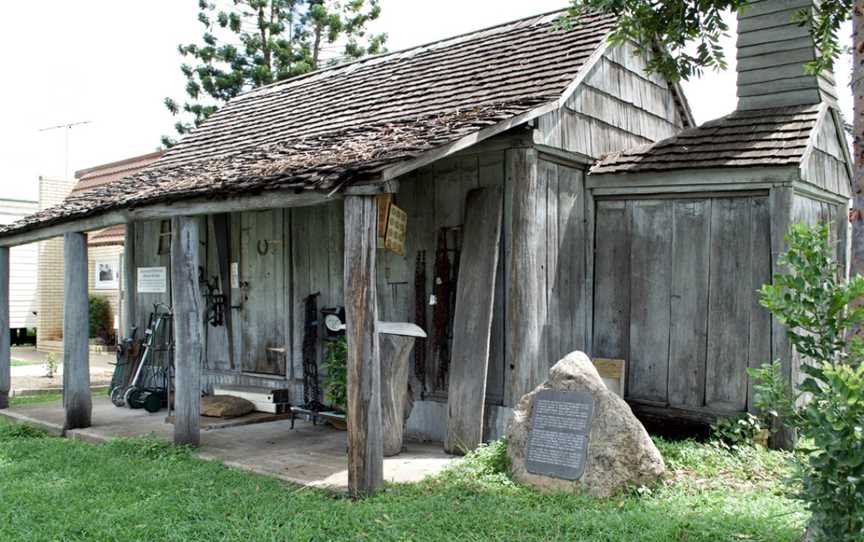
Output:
[[322, 337, 347, 410], [103, 435, 194, 463], [747, 360, 796, 435], [163, 0, 387, 147], [43, 352, 59, 378], [0, 423, 48, 440], [710, 413, 764, 449], [757, 223, 864, 541], [566, 0, 851, 82], [88, 295, 114, 343]]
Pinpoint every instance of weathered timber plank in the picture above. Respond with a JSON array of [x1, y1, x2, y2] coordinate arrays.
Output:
[[706, 198, 753, 412], [290, 207, 311, 381], [505, 148, 546, 402], [627, 200, 673, 404], [737, 7, 807, 33], [344, 195, 383, 497], [551, 165, 586, 360], [737, 24, 811, 47], [380, 334, 415, 457], [542, 160, 560, 367], [0, 247, 8, 408], [768, 186, 796, 448], [478, 152, 507, 405], [667, 199, 711, 409], [592, 200, 630, 362], [240, 210, 287, 376], [748, 198, 773, 412], [445, 186, 503, 454], [738, 89, 822, 110], [736, 47, 816, 72], [171, 216, 204, 446], [122, 222, 137, 340], [63, 232, 91, 429]]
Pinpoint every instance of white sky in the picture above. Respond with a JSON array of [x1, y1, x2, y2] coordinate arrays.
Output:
[[0, 1, 853, 202]]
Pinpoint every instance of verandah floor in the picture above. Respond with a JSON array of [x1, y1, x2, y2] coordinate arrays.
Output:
[[0, 396, 454, 491]]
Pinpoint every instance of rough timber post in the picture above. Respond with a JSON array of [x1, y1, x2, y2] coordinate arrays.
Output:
[[122, 221, 137, 339], [506, 147, 545, 403], [0, 247, 9, 409], [344, 195, 383, 497], [63, 232, 91, 429], [171, 216, 203, 446]]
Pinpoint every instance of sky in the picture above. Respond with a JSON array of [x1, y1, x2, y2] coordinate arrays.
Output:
[[0, 1, 854, 203]]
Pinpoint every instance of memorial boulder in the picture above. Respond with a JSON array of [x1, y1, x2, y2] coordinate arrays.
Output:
[[506, 351, 665, 497]]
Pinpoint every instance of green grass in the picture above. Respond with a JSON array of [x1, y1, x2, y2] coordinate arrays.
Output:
[[8, 393, 63, 407], [0, 424, 807, 541]]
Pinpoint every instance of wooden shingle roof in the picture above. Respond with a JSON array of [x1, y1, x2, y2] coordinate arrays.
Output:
[[3, 10, 615, 237], [591, 105, 820, 174]]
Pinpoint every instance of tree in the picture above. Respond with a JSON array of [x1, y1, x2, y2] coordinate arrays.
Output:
[[567, 0, 861, 285], [162, 0, 386, 147]]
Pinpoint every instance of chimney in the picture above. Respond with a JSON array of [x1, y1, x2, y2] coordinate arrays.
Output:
[[736, 0, 837, 110]]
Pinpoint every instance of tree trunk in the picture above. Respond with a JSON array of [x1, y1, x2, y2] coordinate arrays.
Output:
[[852, 3, 864, 280]]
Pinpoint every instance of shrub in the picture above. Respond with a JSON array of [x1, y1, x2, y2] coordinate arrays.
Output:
[[710, 413, 763, 449], [88, 295, 114, 343], [757, 223, 864, 541], [322, 337, 347, 411]]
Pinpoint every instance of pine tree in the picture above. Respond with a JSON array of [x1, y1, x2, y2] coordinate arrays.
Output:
[[162, 0, 386, 147]]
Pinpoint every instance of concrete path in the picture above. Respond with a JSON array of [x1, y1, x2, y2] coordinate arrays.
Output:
[[10, 347, 115, 394], [0, 396, 456, 491]]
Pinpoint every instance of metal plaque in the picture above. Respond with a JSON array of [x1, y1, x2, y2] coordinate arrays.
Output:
[[525, 390, 594, 481]]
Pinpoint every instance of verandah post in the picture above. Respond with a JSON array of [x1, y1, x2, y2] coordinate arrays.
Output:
[[122, 221, 137, 339], [171, 216, 203, 446], [344, 195, 383, 497], [63, 232, 92, 429], [0, 247, 10, 409]]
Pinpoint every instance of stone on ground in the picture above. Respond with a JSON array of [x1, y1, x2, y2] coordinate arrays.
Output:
[[201, 395, 255, 418], [506, 351, 665, 497]]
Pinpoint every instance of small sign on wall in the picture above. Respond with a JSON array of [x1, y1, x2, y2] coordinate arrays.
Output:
[[94, 259, 119, 290], [230, 262, 239, 289], [137, 267, 167, 294], [384, 204, 407, 256]]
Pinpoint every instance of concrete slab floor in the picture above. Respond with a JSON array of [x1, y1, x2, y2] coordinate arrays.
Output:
[[0, 396, 456, 491]]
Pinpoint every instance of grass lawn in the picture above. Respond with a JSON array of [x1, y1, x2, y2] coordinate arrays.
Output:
[[0, 416, 807, 542]]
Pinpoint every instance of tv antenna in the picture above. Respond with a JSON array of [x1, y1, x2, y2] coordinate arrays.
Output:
[[38, 120, 92, 179]]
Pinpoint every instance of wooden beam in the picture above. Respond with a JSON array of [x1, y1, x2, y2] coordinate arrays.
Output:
[[171, 216, 204, 446], [445, 187, 503, 454], [0, 190, 336, 248], [122, 222, 137, 339], [343, 195, 383, 497], [0, 247, 9, 409], [63, 232, 91, 429]]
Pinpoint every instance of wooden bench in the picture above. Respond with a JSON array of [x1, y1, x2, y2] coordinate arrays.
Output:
[[289, 406, 346, 429]]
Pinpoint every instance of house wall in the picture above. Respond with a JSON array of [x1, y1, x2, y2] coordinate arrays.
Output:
[[535, 41, 686, 158], [592, 193, 772, 417], [87, 244, 123, 335], [0, 199, 39, 330], [801, 111, 853, 197], [36, 176, 76, 350]]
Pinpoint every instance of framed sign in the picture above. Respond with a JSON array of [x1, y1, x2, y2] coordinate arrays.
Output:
[[137, 267, 167, 294], [384, 204, 407, 256], [94, 259, 119, 290]]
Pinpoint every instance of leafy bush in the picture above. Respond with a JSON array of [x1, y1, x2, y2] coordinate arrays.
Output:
[[88, 295, 114, 343], [322, 337, 347, 411], [757, 223, 864, 541], [710, 413, 764, 449]]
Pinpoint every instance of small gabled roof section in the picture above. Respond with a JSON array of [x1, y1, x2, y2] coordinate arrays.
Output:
[[1, 10, 616, 239], [591, 105, 821, 174]]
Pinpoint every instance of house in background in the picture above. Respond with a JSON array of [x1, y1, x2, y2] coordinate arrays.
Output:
[[0, 197, 38, 343], [35, 152, 162, 353]]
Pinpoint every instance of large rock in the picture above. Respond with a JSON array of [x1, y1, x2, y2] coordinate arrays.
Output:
[[506, 351, 665, 497]]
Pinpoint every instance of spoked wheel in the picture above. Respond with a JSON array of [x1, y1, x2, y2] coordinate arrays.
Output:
[[110, 386, 127, 407]]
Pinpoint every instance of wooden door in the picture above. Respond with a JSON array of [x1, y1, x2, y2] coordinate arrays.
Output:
[[239, 210, 287, 376]]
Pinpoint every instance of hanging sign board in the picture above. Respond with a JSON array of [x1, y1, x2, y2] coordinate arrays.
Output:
[[137, 267, 167, 294], [230, 262, 240, 289], [384, 204, 407, 256]]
